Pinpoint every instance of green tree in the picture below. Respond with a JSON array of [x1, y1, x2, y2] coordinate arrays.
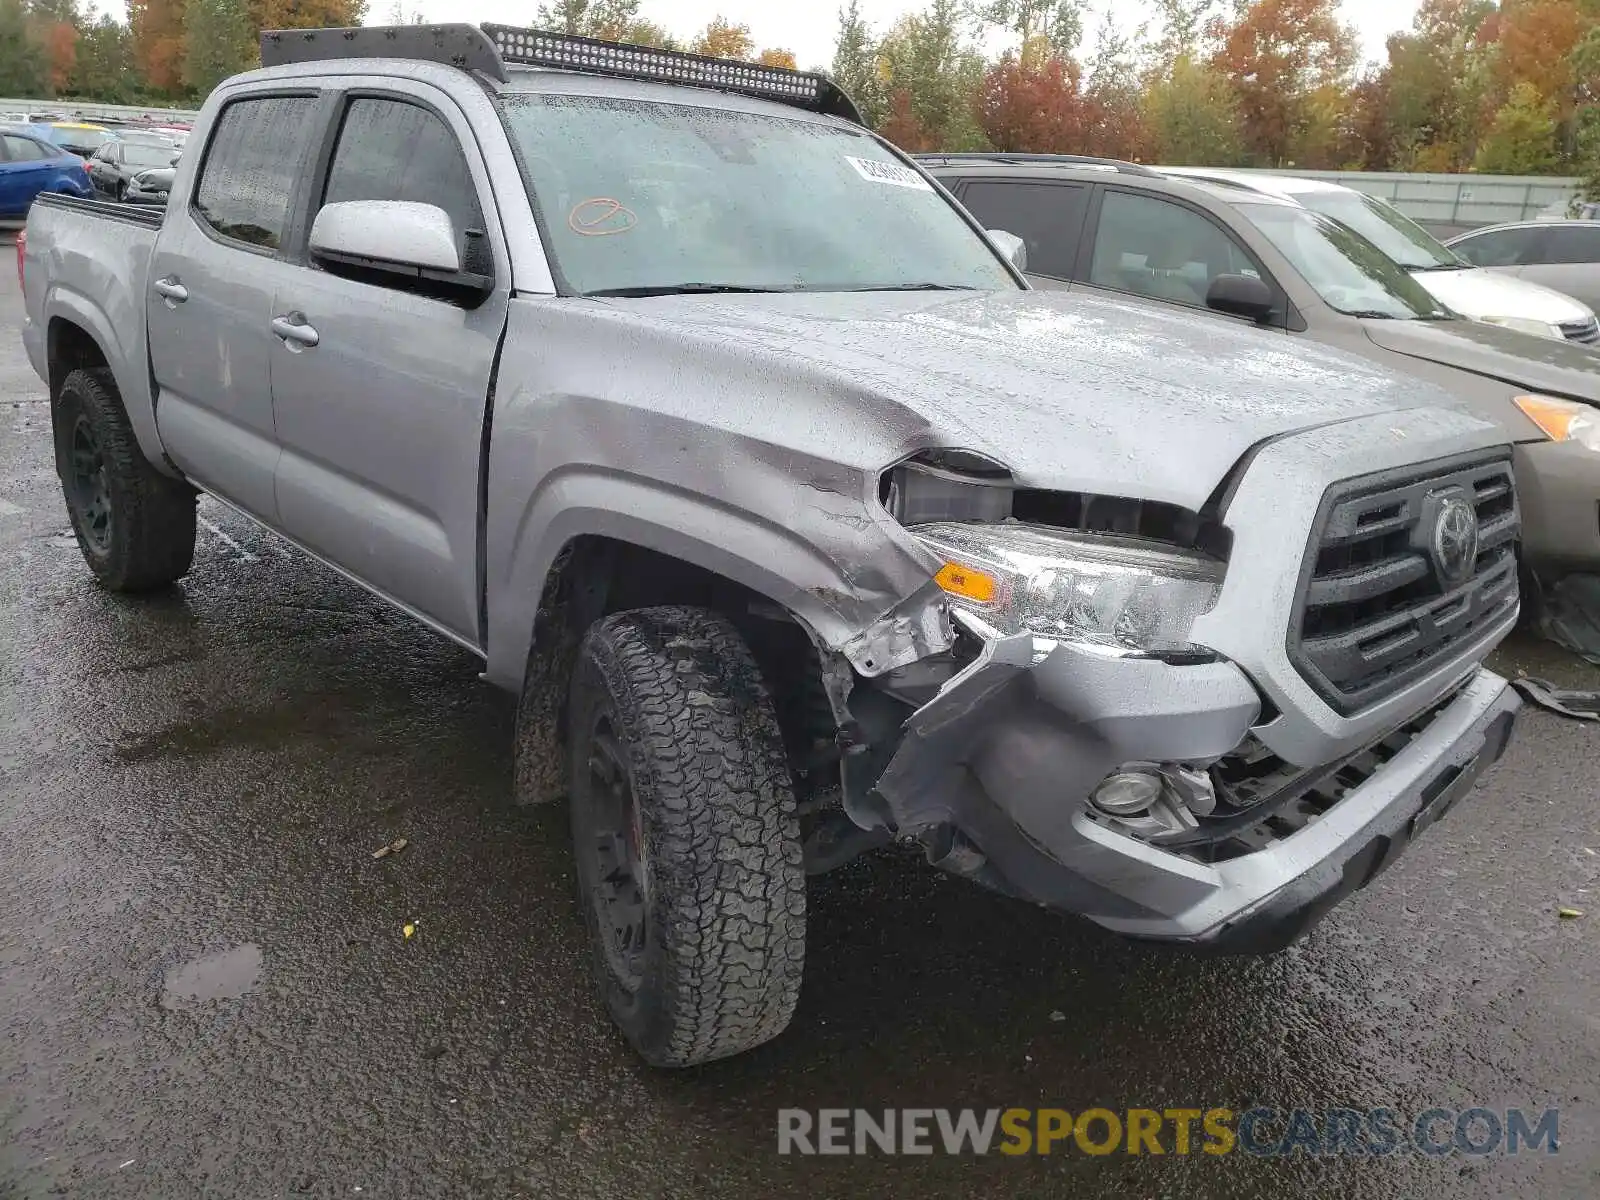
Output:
[[1082, 7, 1149, 159], [1473, 80, 1561, 173], [69, 15, 139, 100], [878, 0, 987, 150], [971, 0, 1082, 62], [184, 0, 252, 95], [831, 0, 885, 126], [0, 0, 48, 96], [533, 0, 677, 47], [1144, 53, 1244, 165]]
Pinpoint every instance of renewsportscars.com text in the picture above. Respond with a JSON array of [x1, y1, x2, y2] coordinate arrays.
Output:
[[776, 1107, 1560, 1157]]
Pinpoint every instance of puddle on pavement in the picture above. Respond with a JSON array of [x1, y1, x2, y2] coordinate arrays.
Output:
[[161, 943, 262, 1011]]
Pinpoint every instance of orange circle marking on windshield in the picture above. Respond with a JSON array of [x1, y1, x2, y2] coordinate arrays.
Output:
[[569, 198, 637, 236]]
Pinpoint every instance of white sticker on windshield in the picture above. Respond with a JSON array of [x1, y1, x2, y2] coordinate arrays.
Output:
[[845, 156, 934, 191]]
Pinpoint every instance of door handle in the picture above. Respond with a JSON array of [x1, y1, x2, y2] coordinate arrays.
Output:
[[270, 313, 319, 349], [153, 277, 187, 304]]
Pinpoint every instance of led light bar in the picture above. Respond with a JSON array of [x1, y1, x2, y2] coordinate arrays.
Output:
[[259, 24, 866, 125], [480, 25, 863, 124]]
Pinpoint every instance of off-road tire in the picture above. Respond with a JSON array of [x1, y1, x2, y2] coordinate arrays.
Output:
[[567, 605, 806, 1067], [55, 367, 195, 591]]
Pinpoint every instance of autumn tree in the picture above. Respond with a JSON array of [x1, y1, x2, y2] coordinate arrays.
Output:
[[755, 48, 797, 69], [184, 0, 253, 95], [249, 0, 366, 41], [1474, 80, 1561, 173], [1144, 54, 1243, 165], [1210, 0, 1358, 166], [878, 88, 931, 149], [976, 51, 1085, 151], [1495, 0, 1589, 119], [28, 0, 78, 94], [128, 0, 187, 94], [691, 15, 753, 60], [831, 0, 886, 126], [1376, 0, 1497, 171]]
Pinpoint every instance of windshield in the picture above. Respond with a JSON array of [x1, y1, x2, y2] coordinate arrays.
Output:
[[53, 127, 111, 150], [123, 142, 176, 169], [1293, 190, 1463, 270], [1238, 203, 1453, 319], [496, 94, 1018, 295]]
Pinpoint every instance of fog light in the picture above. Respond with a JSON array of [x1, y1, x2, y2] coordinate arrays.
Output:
[[1091, 768, 1162, 816]]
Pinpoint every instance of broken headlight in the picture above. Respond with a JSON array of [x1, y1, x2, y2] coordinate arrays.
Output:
[[911, 521, 1223, 657]]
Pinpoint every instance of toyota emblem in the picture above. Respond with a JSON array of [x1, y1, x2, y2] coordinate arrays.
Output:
[[1430, 497, 1479, 586]]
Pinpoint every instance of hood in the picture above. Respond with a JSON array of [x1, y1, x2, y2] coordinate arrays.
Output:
[[595, 289, 1479, 511], [1411, 265, 1593, 326], [1362, 317, 1600, 405]]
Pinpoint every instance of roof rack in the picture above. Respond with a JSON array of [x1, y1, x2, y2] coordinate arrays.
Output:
[[913, 152, 1159, 177], [259, 23, 864, 125]]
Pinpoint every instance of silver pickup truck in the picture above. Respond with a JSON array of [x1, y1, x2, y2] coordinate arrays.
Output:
[[22, 24, 1522, 1067]]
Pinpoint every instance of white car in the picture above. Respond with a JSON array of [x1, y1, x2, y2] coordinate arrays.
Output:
[[1159, 168, 1599, 345]]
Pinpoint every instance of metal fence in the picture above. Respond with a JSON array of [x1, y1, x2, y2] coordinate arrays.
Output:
[[1225, 168, 1583, 236], [0, 97, 202, 123]]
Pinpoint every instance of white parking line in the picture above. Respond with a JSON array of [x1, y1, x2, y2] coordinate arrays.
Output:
[[198, 515, 258, 562]]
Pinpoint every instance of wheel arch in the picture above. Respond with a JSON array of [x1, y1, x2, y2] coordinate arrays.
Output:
[[44, 294, 173, 478], [504, 529, 843, 808]]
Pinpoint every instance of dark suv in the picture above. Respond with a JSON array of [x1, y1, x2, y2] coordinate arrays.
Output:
[[919, 153, 1600, 604]]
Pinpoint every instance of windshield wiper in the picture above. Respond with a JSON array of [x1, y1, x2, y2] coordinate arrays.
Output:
[[845, 283, 980, 292], [1343, 310, 1399, 319], [1407, 262, 1468, 272], [584, 283, 806, 297]]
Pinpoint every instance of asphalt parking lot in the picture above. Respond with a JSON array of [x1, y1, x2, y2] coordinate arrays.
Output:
[[1, 246, 1598, 1199]]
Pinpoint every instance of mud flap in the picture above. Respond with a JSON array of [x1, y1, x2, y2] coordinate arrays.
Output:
[[1509, 675, 1600, 722]]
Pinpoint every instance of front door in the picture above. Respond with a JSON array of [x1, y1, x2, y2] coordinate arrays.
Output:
[[145, 91, 322, 522], [269, 89, 510, 645]]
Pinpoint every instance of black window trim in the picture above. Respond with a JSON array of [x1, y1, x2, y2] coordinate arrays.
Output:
[[188, 87, 325, 260], [1078, 183, 1296, 330], [285, 86, 497, 296], [952, 174, 1092, 282], [1452, 224, 1543, 267]]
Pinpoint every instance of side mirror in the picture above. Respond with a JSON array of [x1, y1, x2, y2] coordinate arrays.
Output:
[[309, 200, 492, 302], [1206, 272, 1276, 322], [987, 228, 1027, 272]]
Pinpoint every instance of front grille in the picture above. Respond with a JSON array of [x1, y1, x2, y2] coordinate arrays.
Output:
[[1288, 452, 1518, 715], [1560, 317, 1599, 344], [1183, 685, 1466, 864]]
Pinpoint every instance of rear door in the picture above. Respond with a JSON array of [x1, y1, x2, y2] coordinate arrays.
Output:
[[268, 84, 510, 645], [1519, 225, 1600, 314], [950, 177, 1090, 288], [146, 90, 324, 522]]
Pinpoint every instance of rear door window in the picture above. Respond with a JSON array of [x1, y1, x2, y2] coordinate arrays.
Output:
[[1539, 225, 1600, 265], [192, 95, 320, 251], [956, 180, 1088, 280], [1451, 227, 1541, 267]]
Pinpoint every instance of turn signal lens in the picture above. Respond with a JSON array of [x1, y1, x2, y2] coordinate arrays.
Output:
[[1514, 395, 1600, 452], [934, 560, 998, 604]]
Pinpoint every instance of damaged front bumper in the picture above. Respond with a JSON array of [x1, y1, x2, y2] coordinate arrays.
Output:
[[866, 626, 1520, 953]]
